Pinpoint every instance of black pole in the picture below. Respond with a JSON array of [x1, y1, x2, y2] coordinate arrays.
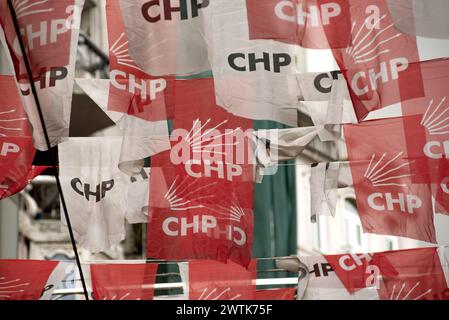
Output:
[[6, 0, 90, 300]]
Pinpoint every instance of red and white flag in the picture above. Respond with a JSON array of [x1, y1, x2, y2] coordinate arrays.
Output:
[[117, 0, 210, 76], [77, 0, 172, 176], [302, 247, 449, 300], [147, 79, 254, 267], [0, 75, 38, 199], [330, 0, 424, 120], [187, 260, 256, 300], [90, 263, 158, 300], [0, 0, 85, 151], [344, 116, 436, 243], [0, 259, 67, 300]]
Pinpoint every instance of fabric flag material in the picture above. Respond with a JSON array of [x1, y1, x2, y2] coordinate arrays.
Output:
[[246, 0, 352, 49], [187, 260, 256, 300], [90, 263, 158, 300], [0, 75, 37, 199], [77, 0, 172, 176], [302, 247, 449, 300], [330, 0, 424, 120], [117, 0, 210, 77], [400, 58, 449, 215], [387, 0, 449, 39], [344, 116, 436, 243], [0, 259, 67, 300], [203, 0, 300, 127], [301, 254, 379, 300], [374, 247, 449, 300], [148, 79, 254, 267], [0, 0, 84, 151], [58, 137, 134, 252]]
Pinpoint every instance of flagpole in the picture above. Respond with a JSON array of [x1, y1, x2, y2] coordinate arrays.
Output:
[[6, 0, 90, 301]]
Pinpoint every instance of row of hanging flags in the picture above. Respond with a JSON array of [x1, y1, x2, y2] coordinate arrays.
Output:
[[2, 246, 449, 300], [0, 0, 449, 299]]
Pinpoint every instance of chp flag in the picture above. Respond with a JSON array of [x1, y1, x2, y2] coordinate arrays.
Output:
[[148, 79, 254, 267], [0, 0, 85, 151]]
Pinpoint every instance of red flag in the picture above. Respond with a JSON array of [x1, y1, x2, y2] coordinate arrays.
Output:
[[323, 251, 399, 294], [330, 0, 423, 120], [376, 247, 449, 300], [315, 248, 448, 299], [400, 58, 449, 215], [188, 260, 256, 300], [106, 0, 173, 122], [344, 117, 436, 243], [246, 0, 351, 49], [148, 79, 254, 267], [0, 75, 37, 199], [91, 263, 158, 300], [0, 259, 60, 300]]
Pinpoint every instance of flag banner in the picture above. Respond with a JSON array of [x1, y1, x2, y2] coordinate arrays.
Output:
[[59, 137, 136, 252], [147, 79, 254, 267], [302, 247, 449, 300], [0, 0, 85, 151], [374, 247, 449, 300], [386, 0, 449, 39], [75, 78, 171, 177], [117, 0, 210, 77], [246, 0, 352, 49], [330, 0, 424, 121], [187, 260, 256, 300], [90, 263, 158, 300], [253, 288, 296, 300], [301, 254, 381, 300], [400, 58, 449, 215], [203, 0, 300, 127], [0, 259, 67, 300], [106, 0, 174, 123], [0, 75, 37, 199], [344, 117, 436, 243]]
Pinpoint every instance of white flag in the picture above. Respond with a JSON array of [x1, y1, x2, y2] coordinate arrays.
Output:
[[118, 0, 210, 76], [59, 137, 131, 252]]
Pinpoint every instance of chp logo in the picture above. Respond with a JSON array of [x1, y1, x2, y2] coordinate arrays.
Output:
[[170, 118, 269, 181], [6, 0, 81, 70], [421, 97, 449, 159], [274, 0, 342, 27], [345, 7, 408, 96], [161, 190, 249, 247], [364, 152, 422, 214], [334, 1, 422, 118], [109, 32, 167, 104], [228, 52, 292, 74], [141, 0, 209, 23]]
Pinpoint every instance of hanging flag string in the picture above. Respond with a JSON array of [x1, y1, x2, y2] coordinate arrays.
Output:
[[6, 0, 90, 301]]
